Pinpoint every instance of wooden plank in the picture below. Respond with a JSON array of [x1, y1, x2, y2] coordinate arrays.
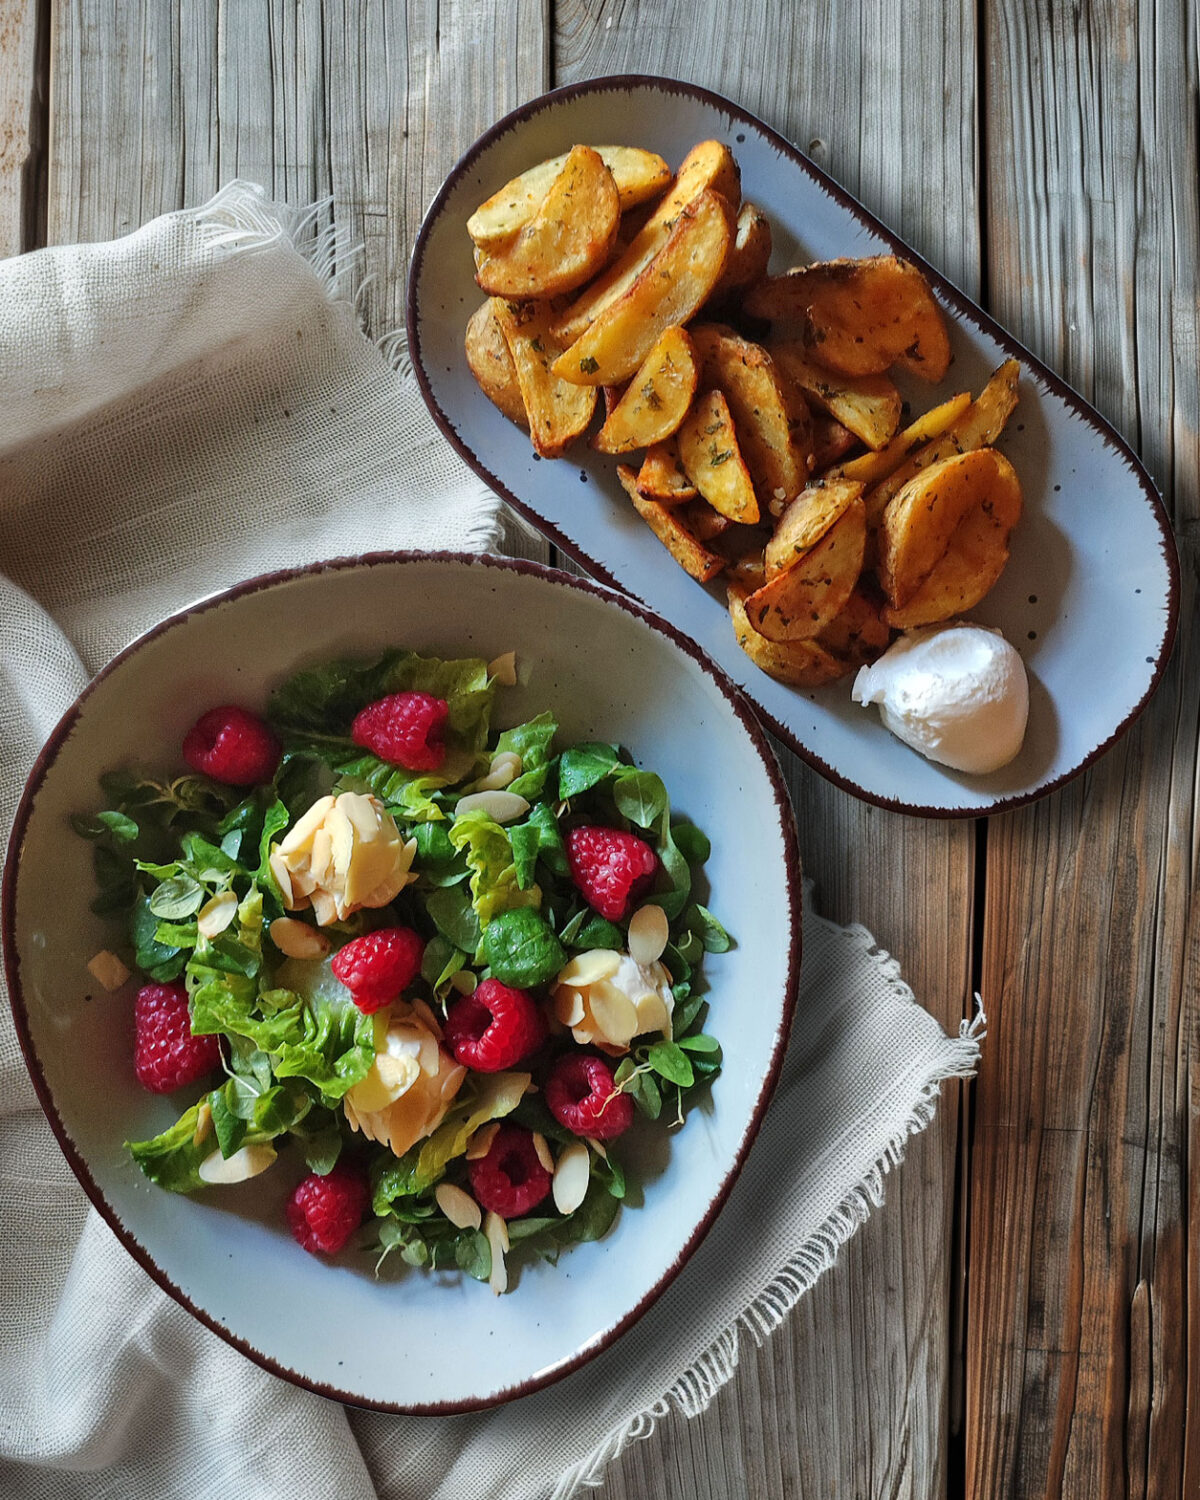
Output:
[[969, 3, 1199, 1495], [0, 0, 44, 255], [554, 3, 980, 1496]]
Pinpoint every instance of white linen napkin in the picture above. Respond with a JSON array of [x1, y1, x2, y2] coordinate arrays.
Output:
[[0, 185, 981, 1500]]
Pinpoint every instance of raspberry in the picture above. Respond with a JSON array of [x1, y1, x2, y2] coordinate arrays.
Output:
[[286, 1161, 369, 1255], [182, 705, 281, 786], [134, 982, 222, 1094], [330, 927, 425, 1013], [467, 1124, 553, 1218], [545, 1052, 634, 1141], [565, 825, 658, 921], [443, 979, 546, 1072], [351, 692, 448, 771]]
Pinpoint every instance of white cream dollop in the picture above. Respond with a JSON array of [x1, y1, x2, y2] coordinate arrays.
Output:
[[851, 623, 1029, 774]]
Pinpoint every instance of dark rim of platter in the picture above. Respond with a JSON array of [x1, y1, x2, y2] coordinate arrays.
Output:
[[405, 73, 1180, 820], [2, 549, 803, 1414]]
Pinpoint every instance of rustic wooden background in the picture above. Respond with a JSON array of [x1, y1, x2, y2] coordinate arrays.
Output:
[[1, 1, 1195, 1495]]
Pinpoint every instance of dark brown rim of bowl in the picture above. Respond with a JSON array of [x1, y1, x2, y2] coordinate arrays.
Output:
[[2, 549, 802, 1415], [405, 73, 1181, 820]]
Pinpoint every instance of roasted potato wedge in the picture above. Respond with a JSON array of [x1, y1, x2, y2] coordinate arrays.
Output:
[[810, 414, 858, 471], [744, 255, 951, 382], [767, 341, 901, 451], [551, 140, 741, 345], [728, 582, 848, 687], [552, 190, 734, 386], [593, 325, 698, 453], [681, 498, 737, 542], [742, 498, 865, 641], [879, 449, 1007, 607], [636, 439, 698, 504], [616, 463, 725, 582], [677, 388, 760, 523], [765, 477, 864, 577], [465, 299, 528, 428], [818, 585, 893, 668], [476, 146, 620, 299], [708, 202, 772, 304], [493, 299, 597, 458], [834, 390, 972, 488], [690, 325, 809, 509], [882, 453, 1023, 628], [467, 145, 671, 249]]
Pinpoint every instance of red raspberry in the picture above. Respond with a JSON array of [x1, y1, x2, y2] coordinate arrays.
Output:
[[351, 692, 448, 771], [467, 1124, 553, 1218], [182, 705, 281, 786], [330, 926, 425, 1013], [286, 1161, 369, 1255], [545, 1052, 634, 1141], [443, 979, 546, 1072], [565, 825, 658, 921], [134, 982, 222, 1094]]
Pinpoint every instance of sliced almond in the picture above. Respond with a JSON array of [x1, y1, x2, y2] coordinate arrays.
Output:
[[532, 1131, 555, 1174], [627, 903, 670, 965], [269, 917, 331, 961], [453, 789, 531, 824], [278, 795, 334, 854], [85, 949, 131, 992], [556, 949, 621, 988], [488, 651, 518, 686], [635, 991, 671, 1037], [588, 980, 639, 1046], [466, 1121, 501, 1160], [197, 890, 238, 939], [441, 1063, 467, 1100], [197, 1142, 277, 1185], [436, 1181, 482, 1231], [484, 1210, 509, 1295], [478, 750, 523, 791], [552, 1141, 591, 1215], [268, 850, 297, 908], [409, 995, 445, 1038], [554, 985, 587, 1028]]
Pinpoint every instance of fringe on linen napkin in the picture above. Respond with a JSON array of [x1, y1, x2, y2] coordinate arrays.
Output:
[[0, 185, 982, 1500]]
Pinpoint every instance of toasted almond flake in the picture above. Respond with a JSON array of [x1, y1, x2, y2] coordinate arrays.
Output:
[[478, 750, 523, 791], [310, 889, 339, 927], [192, 1099, 213, 1148], [269, 917, 331, 961], [466, 1121, 501, 1160], [376, 1051, 421, 1093], [553, 1141, 591, 1215], [436, 1182, 482, 1231], [197, 890, 238, 939], [198, 1142, 277, 1185], [557, 949, 621, 987], [279, 794, 334, 853], [554, 985, 587, 1027], [532, 1131, 554, 1173], [268, 850, 297, 908], [85, 949, 130, 992], [410, 995, 444, 1039], [484, 1210, 509, 1295], [449, 969, 479, 996], [570, 1024, 596, 1046], [635, 991, 671, 1036], [588, 980, 639, 1045], [417, 1032, 441, 1077], [487, 651, 518, 686], [628, 903, 670, 965], [588, 1137, 608, 1161], [453, 789, 531, 824]]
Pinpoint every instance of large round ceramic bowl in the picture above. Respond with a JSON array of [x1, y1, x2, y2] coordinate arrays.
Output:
[[3, 552, 800, 1412]]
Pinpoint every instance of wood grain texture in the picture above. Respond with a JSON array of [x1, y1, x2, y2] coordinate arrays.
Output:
[[0, 0, 43, 255], [555, 3, 979, 1495], [969, 2, 1199, 1495]]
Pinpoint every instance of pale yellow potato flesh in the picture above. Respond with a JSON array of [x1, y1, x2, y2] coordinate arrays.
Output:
[[766, 341, 901, 451], [636, 438, 698, 504], [879, 448, 1007, 607], [465, 299, 528, 428], [676, 387, 760, 524], [742, 498, 866, 641], [493, 298, 597, 458], [593, 325, 698, 453], [765, 477, 864, 577]]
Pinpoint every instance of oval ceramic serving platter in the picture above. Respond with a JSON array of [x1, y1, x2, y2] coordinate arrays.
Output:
[[4, 553, 800, 1412], [408, 76, 1179, 817]]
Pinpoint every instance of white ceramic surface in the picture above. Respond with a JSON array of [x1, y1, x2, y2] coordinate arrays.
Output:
[[3, 553, 800, 1412], [408, 76, 1179, 817]]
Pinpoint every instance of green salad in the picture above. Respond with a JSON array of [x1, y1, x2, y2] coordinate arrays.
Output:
[[76, 649, 728, 1291]]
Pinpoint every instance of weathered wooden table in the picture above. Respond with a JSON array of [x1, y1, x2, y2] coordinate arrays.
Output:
[[3, 3, 1194, 1495]]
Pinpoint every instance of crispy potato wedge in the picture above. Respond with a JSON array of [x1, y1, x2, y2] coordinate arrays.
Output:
[[765, 477, 864, 577], [819, 586, 893, 667], [708, 202, 772, 304], [742, 498, 866, 641], [879, 449, 1007, 607], [834, 390, 972, 488], [467, 145, 671, 249], [882, 453, 1023, 628], [493, 299, 597, 458], [744, 255, 951, 381], [550, 140, 740, 345], [862, 359, 1020, 530], [593, 325, 698, 453], [636, 439, 698, 504], [476, 146, 620, 299], [677, 388, 760, 523], [767, 341, 901, 450], [601, 384, 626, 420], [810, 414, 858, 471], [690, 324, 809, 509], [681, 498, 737, 542], [465, 299, 528, 428], [552, 190, 734, 386], [616, 463, 725, 582], [728, 582, 848, 687]]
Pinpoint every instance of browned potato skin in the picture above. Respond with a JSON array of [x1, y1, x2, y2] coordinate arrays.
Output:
[[677, 387, 760, 524], [493, 298, 597, 458], [834, 391, 972, 489], [593, 325, 698, 453], [707, 202, 772, 305], [728, 582, 848, 687], [767, 340, 901, 451], [810, 414, 859, 472], [636, 439, 698, 504], [616, 464, 726, 583], [765, 477, 864, 577], [879, 448, 1005, 607], [742, 498, 866, 641], [465, 300, 528, 429], [476, 146, 620, 300]]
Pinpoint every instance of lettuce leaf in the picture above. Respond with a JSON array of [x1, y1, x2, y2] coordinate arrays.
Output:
[[448, 808, 541, 927]]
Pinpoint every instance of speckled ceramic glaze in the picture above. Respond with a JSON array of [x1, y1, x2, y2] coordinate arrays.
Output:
[[408, 76, 1179, 817], [3, 553, 800, 1412]]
